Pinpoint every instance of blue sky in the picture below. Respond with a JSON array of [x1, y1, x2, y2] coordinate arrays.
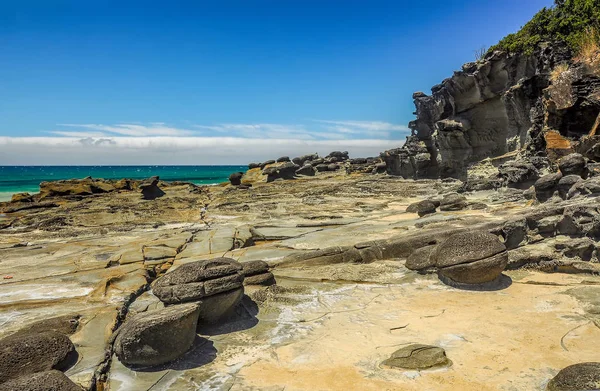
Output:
[[0, 0, 553, 164]]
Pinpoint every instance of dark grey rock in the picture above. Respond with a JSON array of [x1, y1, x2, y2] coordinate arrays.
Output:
[[295, 164, 316, 177], [406, 200, 437, 217], [498, 159, 540, 188], [315, 164, 330, 172], [502, 218, 527, 250], [228, 172, 244, 186], [432, 231, 508, 286], [139, 176, 165, 200], [557, 175, 583, 199], [152, 258, 244, 304], [0, 370, 81, 391], [248, 162, 260, 169], [558, 153, 587, 178], [243, 272, 276, 286], [534, 172, 562, 202], [405, 245, 436, 272], [114, 303, 201, 367], [439, 193, 467, 211], [276, 156, 290, 163], [241, 260, 269, 277], [546, 362, 600, 391], [260, 160, 276, 169], [0, 331, 77, 384]]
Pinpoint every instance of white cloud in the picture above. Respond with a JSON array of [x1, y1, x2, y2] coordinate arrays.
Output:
[[58, 123, 197, 136], [0, 136, 404, 165]]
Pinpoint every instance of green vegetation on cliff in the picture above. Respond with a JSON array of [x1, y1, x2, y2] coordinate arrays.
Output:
[[488, 0, 600, 55]]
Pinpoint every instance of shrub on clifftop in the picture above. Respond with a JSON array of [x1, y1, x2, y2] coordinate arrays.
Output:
[[489, 0, 600, 55]]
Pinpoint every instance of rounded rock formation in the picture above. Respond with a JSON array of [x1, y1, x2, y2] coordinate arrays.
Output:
[[152, 258, 245, 323], [405, 245, 437, 272], [0, 331, 77, 384], [546, 362, 600, 391], [431, 230, 508, 286], [229, 172, 244, 186], [0, 370, 81, 391], [558, 153, 587, 178], [114, 303, 201, 367]]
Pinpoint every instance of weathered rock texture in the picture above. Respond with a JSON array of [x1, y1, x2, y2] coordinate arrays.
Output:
[[381, 344, 451, 370], [114, 303, 201, 367], [385, 43, 600, 181]]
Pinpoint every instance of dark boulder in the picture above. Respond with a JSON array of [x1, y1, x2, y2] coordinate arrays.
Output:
[[557, 205, 600, 236], [439, 193, 467, 211], [327, 163, 339, 171], [114, 303, 201, 367], [228, 172, 244, 186], [546, 362, 600, 391], [0, 331, 77, 384], [315, 164, 330, 172], [293, 154, 319, 166], [498, 160, 540, 188], [10, 315, 81, 338], [260, 160, 276, 169], [248, 162, 260, 169], [139, 176, 165, 200], [381, 344, 451, 370], [557, 175, 583, 199], [501, 218, 527, 250], [295, 164, 316, 177], [431, 231, 508, 286], [276, 156, 290, 163], [406, 200, 437, 217], [327, 151, 349, 160], [558, 153, 587, 178], [0, 370, 81, 391], [534, 172, 562, 202]]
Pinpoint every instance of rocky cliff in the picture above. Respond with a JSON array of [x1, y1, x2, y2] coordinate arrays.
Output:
[[385, 42, 600, 180]]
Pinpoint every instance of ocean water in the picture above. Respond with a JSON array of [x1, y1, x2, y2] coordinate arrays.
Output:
[[0, 166, 246, 201]]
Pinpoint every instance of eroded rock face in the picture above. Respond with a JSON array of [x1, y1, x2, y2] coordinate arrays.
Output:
[[432, 231, 508, 286], [0, 370, 81, 391], [381, 344, 451, 370], [0, 331, 77, 384], [114, 303, 201, 367], [546, 362, 600, 391]]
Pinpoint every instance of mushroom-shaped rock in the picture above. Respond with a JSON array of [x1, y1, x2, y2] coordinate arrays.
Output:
[[381, 344, 451, 370], [0, 370, 81, 391], [558, 153, 587, 178], [241, 260, 275, 286], [432, 230, 508, 286], [546, 362, 600, 391], [406, 200, 437, 217], [0, 331, 77, 384], [228, 172, 244, 186], [114, 303, 201, 367], [153, 258, 245, 324], [153, 258, 244, 304]]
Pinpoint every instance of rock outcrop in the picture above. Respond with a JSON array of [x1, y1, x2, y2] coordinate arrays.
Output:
[[241, 260, 275, 286], [431, 230, 508, 286]]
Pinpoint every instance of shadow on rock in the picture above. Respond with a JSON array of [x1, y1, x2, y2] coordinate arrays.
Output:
[[439, 273, 513, 292], [133, 337, 217, 372], [197, 295, 259, 336]]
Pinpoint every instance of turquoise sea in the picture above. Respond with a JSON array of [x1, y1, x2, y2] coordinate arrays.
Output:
[[0, 166, 246, 201]]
